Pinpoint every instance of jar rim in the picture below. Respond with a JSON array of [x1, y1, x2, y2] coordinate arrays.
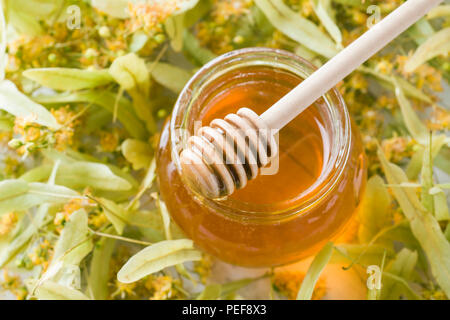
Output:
[[170, 47, 352, 221]]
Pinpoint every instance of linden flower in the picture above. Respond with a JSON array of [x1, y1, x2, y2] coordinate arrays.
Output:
[[212, 0, 252, 22], [194, 254, 213, 284], [0, 269, 28, 300], [0, 212, 18, 237], [111, 280, 138, 299], [272, 270, 327, 300], [128, 1, 180, 33], [99, 130, 120, 153], [145, 275, 183, 300]]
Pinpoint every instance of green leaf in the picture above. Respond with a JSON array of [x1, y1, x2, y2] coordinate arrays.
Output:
[[117, 239, 202, 283], [358, 67, 432, 104], [358, 175, 392, 244], [23, 68, 113, 91], [21, 161, 133, 192], [121, 139, 153, 170], [381, 248, 418, 300], [149, 62, 192, 94], [392, 78, 428, 145], [310, 0, 342, 47], [377, 147, 450, 297], [26, 279, 90, 300], [254, 0, 338, 58], [88, 227, 116, 300], [34, 90, 147, 139], [0, 180, 79, 217], [54, 162, 133, 192], [405, 27, 450, 73], [0, 80, 60, 129], [297, 242, 333, 300], [183, 31, 217, 65]]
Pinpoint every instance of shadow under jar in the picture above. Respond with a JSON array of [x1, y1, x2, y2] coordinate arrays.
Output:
[[157, 48, 367, 267]]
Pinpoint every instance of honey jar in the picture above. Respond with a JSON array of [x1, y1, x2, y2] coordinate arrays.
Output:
[[157, 48, 366, 267]]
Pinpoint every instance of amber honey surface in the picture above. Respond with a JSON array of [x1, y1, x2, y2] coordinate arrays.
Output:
[[157, 65, 366, 267]]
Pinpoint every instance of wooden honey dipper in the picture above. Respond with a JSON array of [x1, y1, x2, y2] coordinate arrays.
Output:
[[180, 0, 443, 199]]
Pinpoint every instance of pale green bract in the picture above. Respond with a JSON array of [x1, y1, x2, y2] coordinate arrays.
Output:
[[88, 228, 116, 300], [427, 5, 450, 19], [121, 139, 153, 170], [34, 90, 148, 140], [405, 27, 450, 73], [310, 0, 342, 47], [392, 78, 429, 145], [23, 68, 114, 91], [381, 248, 419, 300], [0, 179, 79, 217], [149, 62, 192, 93], [296, 242, 333, 300], [95, 197, 127, 235], [26, 279, 90, 300], [358, 175, 392, 244], [0, 80, 60, 129], [21, 161, 133, 192], [117, 239, 202, 283], [254, 0, 338, 58], [109, 53, 155, 133]]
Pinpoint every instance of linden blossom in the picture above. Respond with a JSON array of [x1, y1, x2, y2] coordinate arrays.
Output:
[[182, 304, 217, 318]]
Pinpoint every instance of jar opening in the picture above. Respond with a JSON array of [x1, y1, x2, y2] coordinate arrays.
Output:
[[170, 48, 351, 220]]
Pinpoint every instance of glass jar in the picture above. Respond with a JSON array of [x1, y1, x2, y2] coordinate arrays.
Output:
[[157, 48, 366, 267]]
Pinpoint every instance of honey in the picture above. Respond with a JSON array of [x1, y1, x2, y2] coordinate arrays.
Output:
[[157, 48, 366, 267]]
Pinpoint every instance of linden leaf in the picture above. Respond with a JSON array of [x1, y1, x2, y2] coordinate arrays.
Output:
[[117, 239, 202, 283]]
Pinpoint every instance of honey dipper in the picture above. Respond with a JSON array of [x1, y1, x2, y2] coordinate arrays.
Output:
[[180, 0, 443, 199]]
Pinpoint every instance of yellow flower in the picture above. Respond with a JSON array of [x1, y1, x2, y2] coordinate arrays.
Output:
[[194, 254, 213, 284], [99, 130, 119, 153], [0, 212, 18, 236]]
